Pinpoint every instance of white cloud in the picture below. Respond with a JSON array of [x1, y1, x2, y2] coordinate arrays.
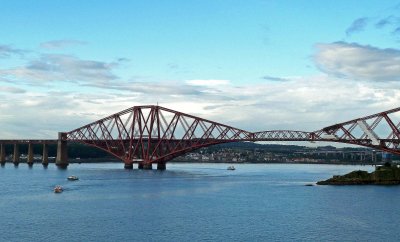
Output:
[[0, 86, 25, 93], [314, 42, 400, 82], [0, 74, 398, 141], [0, 42, 399, 146], [186, 79, 230, 87]]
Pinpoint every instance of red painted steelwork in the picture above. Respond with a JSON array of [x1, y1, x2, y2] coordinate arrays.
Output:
[[314, 107, 400, 155], [66, 105, 400, 165], [66, 105, 253, 166], [254, 130, 311, 141]]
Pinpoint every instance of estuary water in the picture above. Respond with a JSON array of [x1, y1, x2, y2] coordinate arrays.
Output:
[[0, 162, 399, 242]]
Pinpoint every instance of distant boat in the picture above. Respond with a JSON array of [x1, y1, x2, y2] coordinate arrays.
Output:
[[54, 185, 63, 193], [67, 176, 79, 181], [227, 165, 235, 170]]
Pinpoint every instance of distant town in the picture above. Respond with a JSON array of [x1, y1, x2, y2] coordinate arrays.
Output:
[[173, 142, 396, 164]]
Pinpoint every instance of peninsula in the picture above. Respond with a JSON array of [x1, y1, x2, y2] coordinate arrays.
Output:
[[317, 163, 400, 185]]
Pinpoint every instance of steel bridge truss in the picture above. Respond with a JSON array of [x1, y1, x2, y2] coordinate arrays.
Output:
[[314, 107, 400, 155], [66, 105, 400, 166], [66, 106, 253, 166]]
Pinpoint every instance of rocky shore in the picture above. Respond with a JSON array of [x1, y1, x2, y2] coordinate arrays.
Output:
[[317, 163, 400, 185]]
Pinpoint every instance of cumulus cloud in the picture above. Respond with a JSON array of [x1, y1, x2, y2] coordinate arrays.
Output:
[[313, 42, 400, 82], [39, 39, 87, 49], [346, 17, 369, 36]]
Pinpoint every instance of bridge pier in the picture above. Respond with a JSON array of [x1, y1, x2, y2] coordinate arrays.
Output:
[[157, 162, 166, 170], [56, 132, 68, 168], [0, 143, 5, 165], [138, 162, 152, 170], [27, 143, 34, 166], [42, 143, 48, 167], [124, 162, 133, 169], [143, 163, 153, 170], [13, 143, 19, 166]]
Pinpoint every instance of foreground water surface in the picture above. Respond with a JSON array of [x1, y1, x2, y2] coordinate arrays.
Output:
[[0, 163, 399, 241]]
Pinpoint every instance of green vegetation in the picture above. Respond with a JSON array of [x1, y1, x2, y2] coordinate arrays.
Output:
[[317, 163, 400, 185]]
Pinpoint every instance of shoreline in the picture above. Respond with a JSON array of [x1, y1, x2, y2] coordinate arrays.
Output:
[[317, 163, 400, 185], [1, 157, 383, 166]]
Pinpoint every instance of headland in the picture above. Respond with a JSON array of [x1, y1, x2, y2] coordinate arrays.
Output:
[[317, 163, 400, 185]]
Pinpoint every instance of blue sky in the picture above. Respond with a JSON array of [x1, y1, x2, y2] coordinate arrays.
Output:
[[0, 0, 400, 139]]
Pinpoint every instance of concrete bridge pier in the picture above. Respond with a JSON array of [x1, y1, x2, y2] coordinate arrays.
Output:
[[27, 143, 34, 166], [13, 144, 19, 166], [143, 163, 153, 170], [124, 162, 133, 169], [0, 143, 5, 165], [56, 132, 68, 168], [157, 162, 166, 170], [138, 162, 152, 170], [42, 143, 48, 167]]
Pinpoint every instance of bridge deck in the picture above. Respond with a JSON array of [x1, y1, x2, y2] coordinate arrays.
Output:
[[0, 140, 57, 144]]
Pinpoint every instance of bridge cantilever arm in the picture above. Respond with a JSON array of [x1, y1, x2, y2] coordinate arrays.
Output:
[[321, 106, 400, 132]]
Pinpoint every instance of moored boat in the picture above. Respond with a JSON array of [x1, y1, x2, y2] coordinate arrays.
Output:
[[67, 176, 79, 181], [227, 165, 235, 170], [54, 185, 63, 193]]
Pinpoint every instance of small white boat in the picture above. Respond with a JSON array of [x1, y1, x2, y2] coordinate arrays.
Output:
[[67, 176, 79, 181], [227, 165, 235, 170], [54, 185, 63, 193]]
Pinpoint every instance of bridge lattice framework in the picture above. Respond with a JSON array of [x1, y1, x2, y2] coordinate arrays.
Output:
[[58, 105, 400, 170]]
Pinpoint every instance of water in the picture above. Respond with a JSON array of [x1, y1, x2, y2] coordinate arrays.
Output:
[[0, 162, 399, 241]]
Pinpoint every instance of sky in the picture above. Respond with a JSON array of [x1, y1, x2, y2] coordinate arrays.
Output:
[[0, 0, 400, 141]]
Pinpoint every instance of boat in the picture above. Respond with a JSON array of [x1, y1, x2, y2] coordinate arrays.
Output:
[[54, 185, 63, 193], [67, 175, 79, 181], [227, 165, 235, 170]]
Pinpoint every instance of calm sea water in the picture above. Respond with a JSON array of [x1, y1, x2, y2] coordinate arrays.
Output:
[[0, 162, 399, 242]]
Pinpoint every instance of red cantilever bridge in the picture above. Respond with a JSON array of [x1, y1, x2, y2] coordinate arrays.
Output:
[[49, 105, 400, 170]]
